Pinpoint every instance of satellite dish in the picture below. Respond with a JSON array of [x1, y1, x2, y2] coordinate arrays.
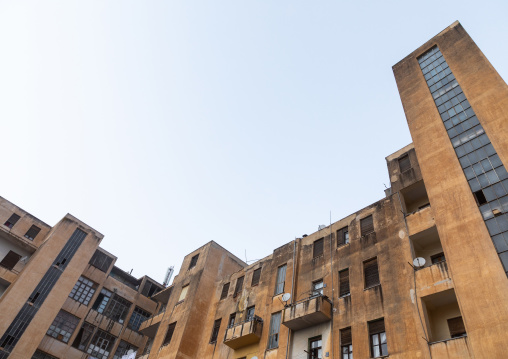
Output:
[[281, 293, 291, 302], [252, 357, 258, 359], [413, 257, 426, 268]]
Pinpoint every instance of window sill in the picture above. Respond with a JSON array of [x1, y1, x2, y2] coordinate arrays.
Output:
[[364, 284, 381, 291], [266, 346, 279, 352], [339, 293, 351, 299], [337, 243, 350, 249], [175, 300, 184, 306]]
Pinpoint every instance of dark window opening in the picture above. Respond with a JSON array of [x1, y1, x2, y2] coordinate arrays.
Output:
[[474, 190, 487, 205], [220, 282, 230, 300], [0, 250, 22, 271], [228, 313, 236, 328], [32, 350, 58, 359], [87, 329, 116, 359], [141, 281, 161, 297], [364, 257, 380, 289], [162, 322, 176, 346], [128, 306, 151, 332], [233, 276, 244, 298], [339, 269, 350, 297], [361, 215, 374, 236], [72, 323, 96, 351], [341, 327, 353, 359], [188, 254, 199, 270], [246, 306, 255, 321], [447, 316, 466, 338], [399, 154, 412, 173], [308, 336, 322, 359], [313, 238, 324, 258], [24, 225, 41, 240], [29, 292, 40, 304], [337, 227, 349, 246], [251, 267, 261, 286], [4, 213, 21, 229], [209, 319, 221, 343], [431, 252, 446, 264], [89, 250, 114, 273], [369, 318, 388, 358], [274, 264, 287, 295]]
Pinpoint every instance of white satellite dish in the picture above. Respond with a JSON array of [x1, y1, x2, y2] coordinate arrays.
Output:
[[252, 357, 258, 359], [413, 257, 426, 268], [281, 293, 291, 302]]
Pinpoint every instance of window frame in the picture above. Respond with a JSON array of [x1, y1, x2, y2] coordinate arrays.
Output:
[[311, 279, 324, 297], [209, 318, 222, 343], [220, 282, 230, 300], [431, 252, 446, 264], [251, 267, 262, 287], [339, 269, 350, 298], [369, 318, 388, 358], [308, 335, 322, 359], [364, 257, 380, 289], [188, 254, 199, 270], [233, 276, 244, 298], [69, 276, 97, 306], [267, 311, 282, 350], [24, 225, 41, 240], [360, 215, 374, 236], [162, 322, 176, 347], [337, 227, 349, 247], [340, 327, 353, 359], [313, 238, 324, 258], [398, 154, 411, 173], [46, 310, 80, 343], [274, 264, 287, 296]]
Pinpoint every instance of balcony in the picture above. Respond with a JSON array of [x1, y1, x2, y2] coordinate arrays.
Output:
[[224, 316, 263, 349], [139, 311, 165, 338], [406, 205, 434, 236], [429, 336, 472, 358], [282, 295, 332, 331], [416, 261, 453, 297]]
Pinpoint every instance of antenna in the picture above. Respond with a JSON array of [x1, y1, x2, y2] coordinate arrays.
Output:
[[163, 266, 174, 287]]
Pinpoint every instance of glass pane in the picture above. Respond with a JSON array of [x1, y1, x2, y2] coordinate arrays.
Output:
[[380, 332, 387, 344], [372, 334, 379, 345]]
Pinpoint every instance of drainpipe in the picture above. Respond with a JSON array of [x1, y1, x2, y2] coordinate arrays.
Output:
[[328, 215, 334, 359], [285, 238, 297, 359]]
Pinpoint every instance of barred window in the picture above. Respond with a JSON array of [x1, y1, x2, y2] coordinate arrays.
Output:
[[103, 294, 132, 324], [46, 310, 80, 343], [69, 276, 97, 306], [32, 350, 58, 359], [24, 225, 41, 240], [128, 306, 151, 332], [89, 250, 114, 273], [86, 329, 117, 359], [113, 340, 138, 359]]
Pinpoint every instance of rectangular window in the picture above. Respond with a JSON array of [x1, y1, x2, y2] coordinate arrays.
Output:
[[141, 281, 161, 297], [267, 312, 282, 349], [32, 350, 58, 359], [72, 323, 96, 351], [209, 318, 221, 343], [24, 225, 41, 240], [337, 227, 349, 246], [89, 250, 114, 273], [92, 288, 112, 313], [309, 336, 322, 359], [341, 327, 353, 359], [369, 319, 388, 358], [162, 322, 176, 346], [46, 310, 80, 343], [0, 250, 22, 271], [188, 254, 199, 270], [274, 264, 287, 295], [113, 340, 138, 359], [364, 258, 380, 289], [178, 285, 189, 302], [233, 276, 244, 298], [128, 306, 151, 332], [103, 294, 131, 323], [447, 316, 466, 338], [69, 276, 97, 306], [431, 252, 446, 264], [312, 279, 324, 296], [220, 282, 230, 300], [339, 269, 350, 297], [398, 154, 411, 172], [313, 238, 324, 258], [361, 215, 374, 236], [86, 329, 116, 359], [246, 306, 255, 321], [4, 213, 20, 229], [251, 267, 262, 286], [228, 313, 236, 328]]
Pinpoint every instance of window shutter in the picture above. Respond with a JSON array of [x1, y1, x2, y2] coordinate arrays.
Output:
[[220, 283, 230, 300], [0, 250, 22, 270], [234, 276, 244, 297], [364, 258, 380, 288], [368, 318, 385, 335], [89, 250, 114, 273], [361, 215, 374, 236], [447, 316, 466, 337], [337, 227, 348, 246], [340, 327, 352, 346], [24, 225, 41, 240], [398, 154, 411, 172], [313, 238, 324, 258], [274, 265, 287, 295], [251, 268, 261, 286], [210, 319, 221, 343], [339, 269, 350, 297], [4, 213, 21, 228], [163, 322, 176, 346]]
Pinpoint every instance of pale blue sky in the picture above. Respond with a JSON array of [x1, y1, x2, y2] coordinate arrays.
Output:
[[1, 1, 507, 282]]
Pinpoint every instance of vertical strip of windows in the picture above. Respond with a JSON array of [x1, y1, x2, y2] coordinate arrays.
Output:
[[0, 228, 87, 358], [418, 46, 508, 276]]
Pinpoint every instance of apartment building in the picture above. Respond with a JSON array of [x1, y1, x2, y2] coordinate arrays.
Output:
[[1, 21, 508, 359]]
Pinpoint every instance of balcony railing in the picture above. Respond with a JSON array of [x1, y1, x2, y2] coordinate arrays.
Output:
[[139, 310, 165, 338], [282, 294, 332, 331], [223, 315, 263, 349], [429, 335, 471, 358]]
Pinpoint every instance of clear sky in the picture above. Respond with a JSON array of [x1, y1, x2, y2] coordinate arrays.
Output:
[[1, 1, 507, 283]]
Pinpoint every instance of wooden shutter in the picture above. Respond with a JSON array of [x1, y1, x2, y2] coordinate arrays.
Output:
[[274, 265, 287, 295], [364, 258, 380, 288], [220, 283, 230, 300], [340, 327, 352, 345], [4, 213, 21, 228], [398, 154, 411, 172], [361, 215, 374, 236], [337, 227, 348, 246], [0, 250, 22, 270], [234, 276, 244, 297], [339, 269, 350, 297], [24, 225, 41, 240], [447, 316, 466, 337], [313, 238, 324, 258], [210, 319, 221, 343], [163, 322, 176, 345], [368, 318, 385, 335], [251, 268, 261, 286]]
